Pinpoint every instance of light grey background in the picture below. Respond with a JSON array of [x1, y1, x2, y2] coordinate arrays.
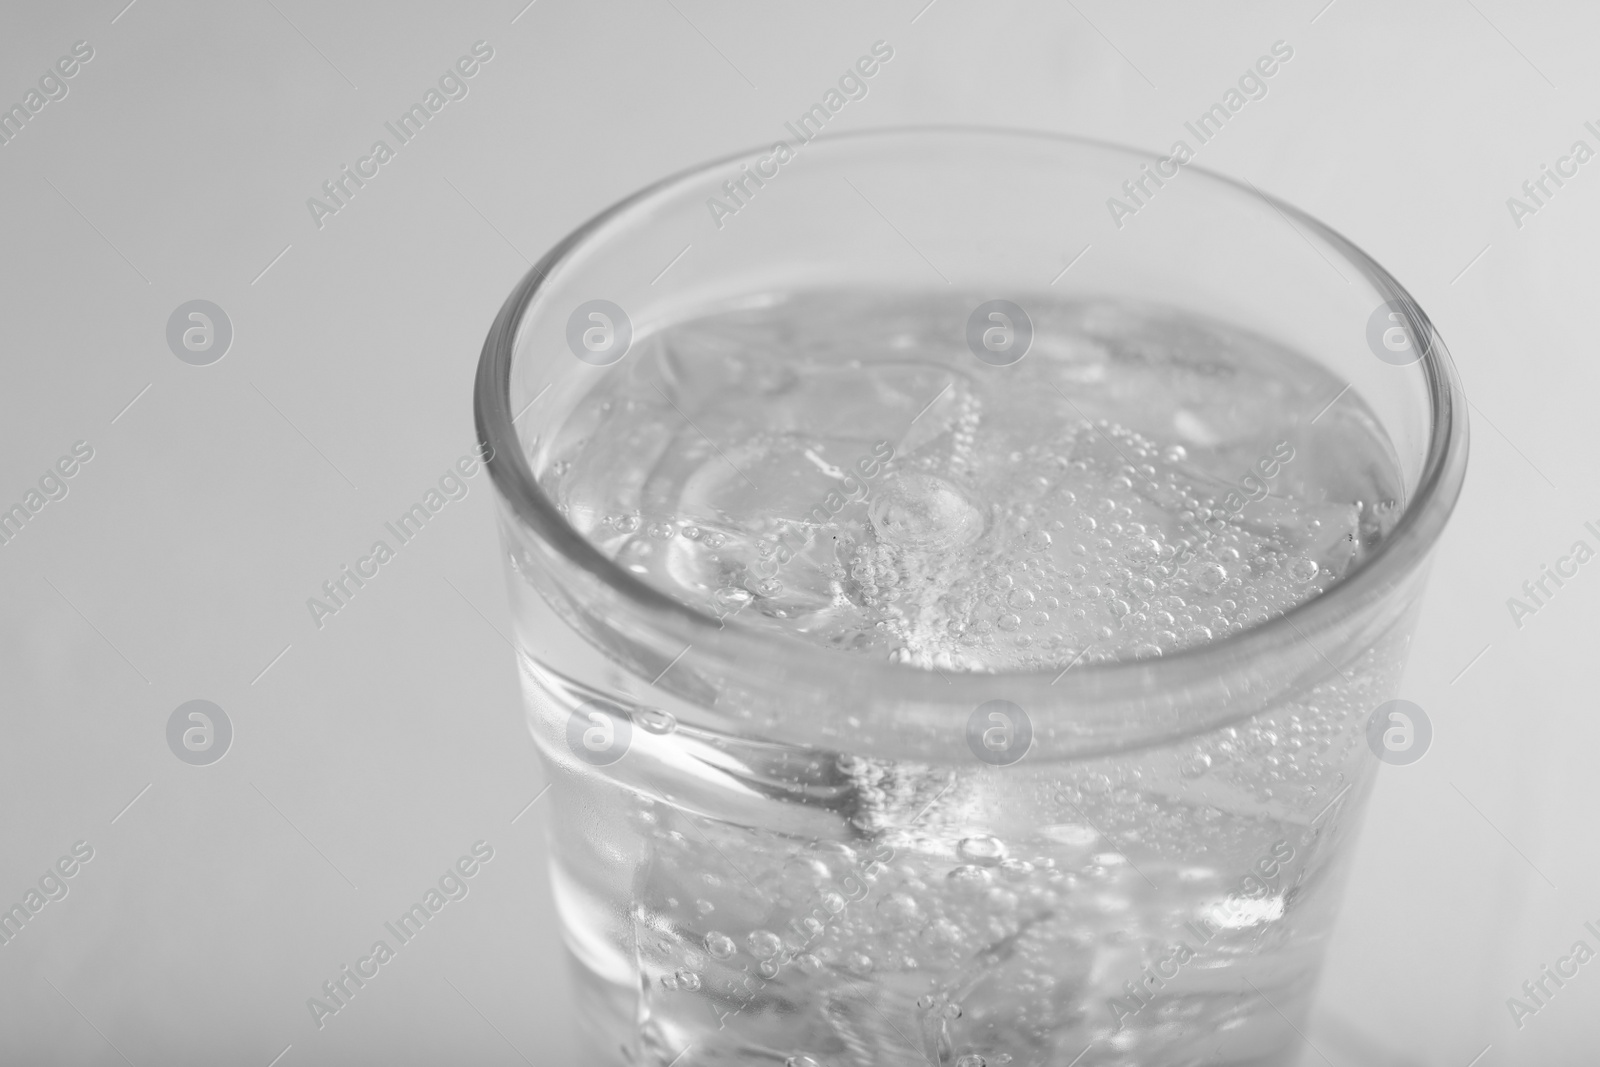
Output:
[[1, 1, 1594, 1064]]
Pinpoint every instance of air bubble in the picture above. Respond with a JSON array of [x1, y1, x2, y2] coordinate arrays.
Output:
[[636, 708, 677, 734], [877, 891, 922, 927], [999, 858, 1035, 880], [1196, 563, 1227, 595], [957, 835, 1007, 865], [947, 865, 994, 890], [704, 932, 736, 959], [747, 930, 784, 958]]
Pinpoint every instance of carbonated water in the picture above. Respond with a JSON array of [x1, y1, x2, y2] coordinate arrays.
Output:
[[527, 292, 1407, 1066]]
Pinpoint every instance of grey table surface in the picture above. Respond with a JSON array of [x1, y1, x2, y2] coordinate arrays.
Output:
[[1, 1, 1595, 1064]]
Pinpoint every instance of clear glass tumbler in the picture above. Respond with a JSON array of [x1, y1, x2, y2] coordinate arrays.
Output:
[[474, 129, 1468, 1066]]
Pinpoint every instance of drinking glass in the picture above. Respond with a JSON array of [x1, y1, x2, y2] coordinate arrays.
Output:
[[474, 128, 1468, 1066]]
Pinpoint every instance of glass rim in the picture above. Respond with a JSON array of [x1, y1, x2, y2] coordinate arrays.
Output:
[[474, 124, 1469, 700]]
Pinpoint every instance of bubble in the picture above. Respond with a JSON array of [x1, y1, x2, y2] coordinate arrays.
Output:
[[1163, 444, 1188, 463], [1007, 588, 1036, 609], [877, 891, 922, 927], [1195, 563, 1227, 594], [997, 613, 1021, 632], [614, 515, 640, 534], [956, 1055, 987, 1067], [757, 958, 781, 978], [695, 899, 715, 916], [647, 522, 675, 540], [681, 526, 702, 540], [1180, 754, 1213, 778], [942, 1002, 964, 1019], [636, 708, 677, 734], [675, 968, 701, 991], [947, 865, 994, 890], [705, 932, 736, 959], [1290, 557, 1320, 582], [1128, 537, 1162, 564], [1074, 513, 1097, 533], [1025, 528, 1052, 552], [957, 835, 1008, 865], [999, 858, 1035, 880], [747, 929, 784, 958]]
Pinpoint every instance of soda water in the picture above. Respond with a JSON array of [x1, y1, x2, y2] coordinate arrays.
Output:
[[529, 292, 1407, 1065]]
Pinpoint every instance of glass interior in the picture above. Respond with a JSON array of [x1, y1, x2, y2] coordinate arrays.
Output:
[[474, 127, 1468, 760]]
